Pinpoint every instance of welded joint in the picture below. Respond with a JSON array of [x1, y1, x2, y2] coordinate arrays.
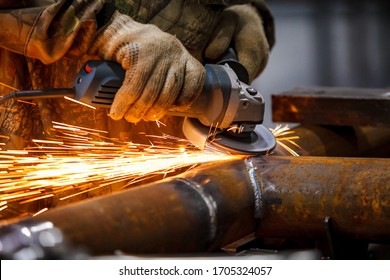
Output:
[[245, 158, 263, 219], [172, 178, 217, 244]]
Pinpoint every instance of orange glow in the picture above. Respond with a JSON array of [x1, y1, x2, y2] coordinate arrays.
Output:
[[64, 96, 96, 110], [271, 124, 301, 156], [0, 81, 19, 92], [0, 122, 243, 218]]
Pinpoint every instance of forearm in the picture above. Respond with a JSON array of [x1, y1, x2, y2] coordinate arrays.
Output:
[[191, 0, 274, 49], [0, 0, 111, 64], [250, 0, 275, 49]]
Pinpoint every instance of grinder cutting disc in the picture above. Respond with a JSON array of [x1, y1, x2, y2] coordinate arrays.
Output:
[[182, 118, 276, 155]]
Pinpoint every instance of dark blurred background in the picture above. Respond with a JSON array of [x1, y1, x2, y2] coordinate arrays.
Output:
[[253, 0, 390, 127]]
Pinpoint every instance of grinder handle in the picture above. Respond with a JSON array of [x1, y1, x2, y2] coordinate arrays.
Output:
[[213, 47, 249, 84]]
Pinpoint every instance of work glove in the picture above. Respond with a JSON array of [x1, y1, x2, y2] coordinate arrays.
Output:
[[204, 4, 270, 82], [89, 11, 205, 123]]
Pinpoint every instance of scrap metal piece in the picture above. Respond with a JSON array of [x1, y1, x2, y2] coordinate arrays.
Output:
[[272, 87, 390, 127]]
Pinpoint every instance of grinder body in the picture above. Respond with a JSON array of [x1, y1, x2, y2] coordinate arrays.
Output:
[[73, 60, 276, 155], [74, 61, 264, 128]]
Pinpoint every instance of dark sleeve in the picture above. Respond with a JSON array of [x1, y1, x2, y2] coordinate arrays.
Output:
[[0, 0, 115, 64], [186, 0, 275, 49], [251, 0, 275, 49]]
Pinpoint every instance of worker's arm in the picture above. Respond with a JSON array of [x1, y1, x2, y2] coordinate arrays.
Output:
[[194, 0, 275, 45], [0, 0, 110, 64], [0, 1, 205, 124], [204, 0, 275, 82], [0, 1, 273, 123]]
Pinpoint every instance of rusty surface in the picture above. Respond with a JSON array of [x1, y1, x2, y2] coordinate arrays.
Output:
[[272, 87, 390, 127], [27, 159, 257, 255], [254, 156, 390, 242], [1, 156, 389, 256]]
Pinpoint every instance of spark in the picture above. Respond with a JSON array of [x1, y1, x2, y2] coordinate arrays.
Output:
[[0, 121, 243, 219], [17, 100, 37, 105], [33, 139, 64, 145], [52, 121, 108, 134], [271, 124, 301, 156], [0, 201, 7, 212], [64, 96, 96, 110], [0, 82, 19, 92], [32, 208, 48, 217], [155, 120, 166, 128]]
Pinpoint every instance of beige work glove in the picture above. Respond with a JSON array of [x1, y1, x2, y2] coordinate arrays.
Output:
[[89, 11, 205, 123], [205, 4, 270, 82]]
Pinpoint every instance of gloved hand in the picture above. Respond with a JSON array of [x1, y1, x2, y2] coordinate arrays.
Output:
[[89, 11, 205, 123], [204, 4, 270, 82]]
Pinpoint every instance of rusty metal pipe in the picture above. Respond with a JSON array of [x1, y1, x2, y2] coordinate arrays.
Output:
[[0, 156, 389, 258], [0, 159, 259, 256], [253, 156, 390, 242]]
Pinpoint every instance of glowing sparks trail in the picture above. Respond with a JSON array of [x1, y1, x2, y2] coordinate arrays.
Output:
[[0, 81, 19, 92], [0, 122, 243, 218], [271, 124, 301, 156], [0, 120, 300, 219], [64, 96, 96, 110]]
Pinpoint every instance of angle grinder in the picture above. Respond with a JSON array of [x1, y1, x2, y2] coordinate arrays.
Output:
[[0, 60, 276, 155]]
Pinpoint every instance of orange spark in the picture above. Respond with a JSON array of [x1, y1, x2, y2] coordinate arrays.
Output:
[[32, 207, 48, 217], [271, 124, 302, 156], [64, 96, 96, 110], [0, 121, 243, 219], [0, 81, 19, 92]]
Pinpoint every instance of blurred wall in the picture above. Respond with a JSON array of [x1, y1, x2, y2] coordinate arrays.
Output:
[[253, 0, 390, 128]]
